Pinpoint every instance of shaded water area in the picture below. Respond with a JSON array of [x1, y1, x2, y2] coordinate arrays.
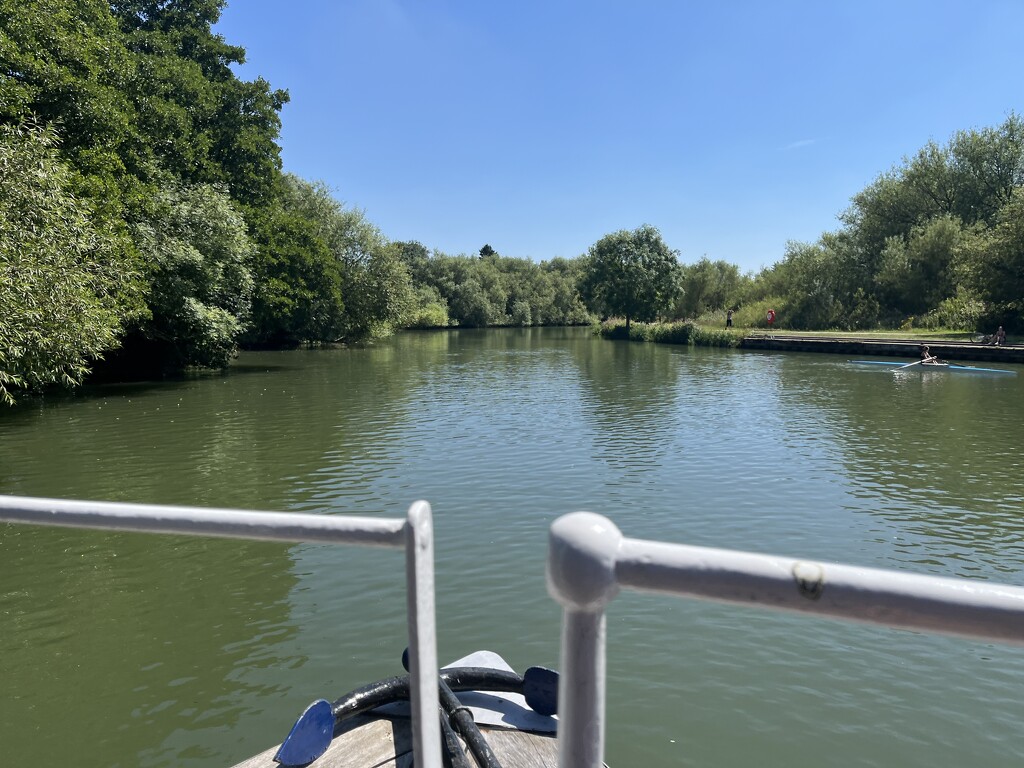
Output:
[[2, 327, 1024, 767]]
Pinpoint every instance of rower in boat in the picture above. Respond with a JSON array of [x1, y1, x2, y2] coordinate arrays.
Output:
[[919, 344, 945, 365]]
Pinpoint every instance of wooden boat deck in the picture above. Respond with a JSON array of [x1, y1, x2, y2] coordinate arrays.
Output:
[[230, 713, 558, 768]]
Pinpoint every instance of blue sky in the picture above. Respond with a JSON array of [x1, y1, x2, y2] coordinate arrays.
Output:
[[215, 1, 1024, 274]]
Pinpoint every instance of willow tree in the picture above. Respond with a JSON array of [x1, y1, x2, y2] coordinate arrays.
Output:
[[0, 123, 142, 403]]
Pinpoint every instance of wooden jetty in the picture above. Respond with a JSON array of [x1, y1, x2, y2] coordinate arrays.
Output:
[[739, 333, 1024, 364]]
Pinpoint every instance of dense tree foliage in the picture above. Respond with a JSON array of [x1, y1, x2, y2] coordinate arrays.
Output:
[[673, 258, 748, 319], [243, 203, 344, 348], [281, 175, 414, 341], [580, 226, 680, 329], [0, 122, 142, 403], [753, 114, 1024, 331], [2, 1, 398, 399], [956, 186, 1024, 316], [129, 180, 254, 369], [1, 0, 292, 390], [3, 0, 1021, 404], [411, 251, 590, 328], [110, 0, 289, 205]]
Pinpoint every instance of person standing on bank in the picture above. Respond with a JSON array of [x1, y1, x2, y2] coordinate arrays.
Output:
[[726, 309, 733, 328], [995, 326, 1006, 345]]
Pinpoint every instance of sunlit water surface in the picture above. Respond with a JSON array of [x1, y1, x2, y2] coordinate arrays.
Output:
[[2, 328, 1023, 767]]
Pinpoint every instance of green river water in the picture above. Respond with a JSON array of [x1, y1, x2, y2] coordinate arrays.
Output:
[[2, 327, 1023, 767]]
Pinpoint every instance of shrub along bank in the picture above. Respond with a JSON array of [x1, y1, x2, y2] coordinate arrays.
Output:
[[597, 320, 743, 348]]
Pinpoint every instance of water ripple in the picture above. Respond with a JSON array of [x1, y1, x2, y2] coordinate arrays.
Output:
[[3, 332, 1024, 767]]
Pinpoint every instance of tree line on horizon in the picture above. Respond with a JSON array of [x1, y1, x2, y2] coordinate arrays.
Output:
[[2, 1, 1022, 405], [404, 112, 1024, 337]]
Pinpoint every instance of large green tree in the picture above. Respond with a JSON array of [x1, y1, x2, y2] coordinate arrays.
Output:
[[109, 0, 289, 205], [127, 180, 255, 369], [244, 203, 345, 348], [0, 122, 142, 403], [674, 258, 747, 319], [736, 114, 1024, 331], [581, 225, 680, 329], [835, 114, 1024, 325], [0, 0, 138, 181], [1, 0, 297, 383], [955, 186, 1024, 325], [280, 175, 414, 341], [875, 216, 963, 315]]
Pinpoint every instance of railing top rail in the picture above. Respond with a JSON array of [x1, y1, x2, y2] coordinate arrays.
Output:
[[547, 511, 1024, 643], [0, 494, 407, 546], [547, 511, 1024, 768]]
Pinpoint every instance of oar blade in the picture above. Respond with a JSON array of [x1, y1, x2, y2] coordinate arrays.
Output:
[[523, 666, 559, 716], [274, 699, 334, 766]]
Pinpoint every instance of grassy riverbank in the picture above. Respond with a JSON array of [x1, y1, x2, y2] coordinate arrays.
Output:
[[597, 320, 1015, 348]]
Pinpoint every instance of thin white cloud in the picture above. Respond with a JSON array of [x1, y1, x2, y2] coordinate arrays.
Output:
[[782, 138, 817, 151]]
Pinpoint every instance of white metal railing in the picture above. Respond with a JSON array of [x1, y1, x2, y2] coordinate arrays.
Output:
[[11, 498, 1024, 767], [0, 494, 442, 768], [546, 511, 1024, 768]]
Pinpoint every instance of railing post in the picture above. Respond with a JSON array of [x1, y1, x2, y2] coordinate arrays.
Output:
[[546, 512, 622, 768], [405, 500, 441, 768]]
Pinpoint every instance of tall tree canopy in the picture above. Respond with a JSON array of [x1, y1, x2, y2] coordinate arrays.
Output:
[[128, 180, 255, 370], [0, 0, 299, 395], [955, 186, 1024, 319], [741, 114, 1024, 331], [581, 225, 680, 329], [280, 175, 414, 341]]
